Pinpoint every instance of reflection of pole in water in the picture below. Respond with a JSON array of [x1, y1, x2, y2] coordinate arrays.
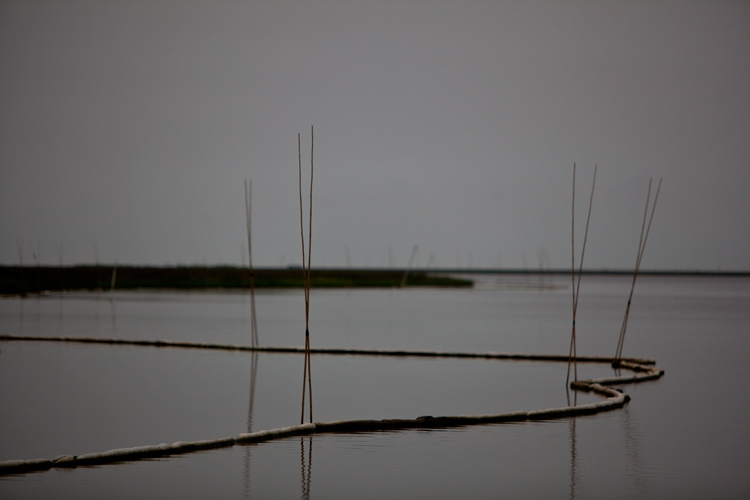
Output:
[[33, 293, 41, 336], [569, 416, 578, 500], [243, 351, 259, 499], [300, 436, 312, 500], [57, 292, 64, 335], [109, 294, 116, 333], [620, 406, 647, 495], [566, 344, 579, 499], [246, 352, 259, 432], [18, 296, 26, 334]]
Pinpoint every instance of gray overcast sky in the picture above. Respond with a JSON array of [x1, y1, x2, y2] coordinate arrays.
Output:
[[1, 0, 749, 271]]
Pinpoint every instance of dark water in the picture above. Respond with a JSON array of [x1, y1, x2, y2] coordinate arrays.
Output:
[[1, 274, 749, 499]]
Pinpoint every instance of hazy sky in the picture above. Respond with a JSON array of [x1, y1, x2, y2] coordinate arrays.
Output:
[[1, 0, 748, 271]]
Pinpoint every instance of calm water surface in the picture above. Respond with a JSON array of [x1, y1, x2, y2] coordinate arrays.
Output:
[[1, 274, 749, 499]]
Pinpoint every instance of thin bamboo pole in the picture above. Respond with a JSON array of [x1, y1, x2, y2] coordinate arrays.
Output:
[[614, 177, 662, 364], [299, 127, 314, 424], [16, 239, 23, 266], [298, 133, 306, 424], [110, 264, 117, 292], [93, 243, 102, 291], [567, 164, 597, 386], [400, 245, 418, 287], [614, 179, 652, 364], [567, 164, 576, 384], [16, 239, 25, 294], [306, 126, 313, 423], [245, 180, 259, 347], [56, 240, 64, 291]]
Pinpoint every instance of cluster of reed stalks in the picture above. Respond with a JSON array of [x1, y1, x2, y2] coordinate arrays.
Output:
[[566, 164, 662, 384]]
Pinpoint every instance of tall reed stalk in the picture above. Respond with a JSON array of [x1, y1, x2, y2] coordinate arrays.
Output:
[[613, 177, 662, 365], [56, 240, 64, 291], [299, 127, 314, 424], [93, 243, 103, 291], [110, 264, 117, 292], [400, 245, 418, 287], [245, 179, 259, 347], [567, 164, 597, 386], [16, 239, 26, 294]]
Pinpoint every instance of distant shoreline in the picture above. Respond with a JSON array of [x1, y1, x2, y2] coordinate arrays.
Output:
[[1, 265, 746, 295], [0, 265, 472, 294]]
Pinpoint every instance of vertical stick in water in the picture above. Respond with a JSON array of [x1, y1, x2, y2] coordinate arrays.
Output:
[[245, 180, 259, 347], [614, 177, 662, 364], [307, 127, 313, 321], [17, 239, 26, 294], [298, 133, 307, 424], [567, 164, 576, 385], [93, 242, 102, 291], [567, 164, 597, 386], [618, 179, 653, 359], [299, 127, 314, 424], [306, 126, 313, 422], [110, 264, 117, 292], [56, 239, 64, 291], [16, 238, 23, 266], [400, 245, 418, 287]]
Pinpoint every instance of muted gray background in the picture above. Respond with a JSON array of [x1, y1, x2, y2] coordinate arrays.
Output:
[[1, 0, 748, 271]]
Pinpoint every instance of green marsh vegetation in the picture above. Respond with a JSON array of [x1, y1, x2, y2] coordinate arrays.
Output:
[[0, 265, 472, 295]]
